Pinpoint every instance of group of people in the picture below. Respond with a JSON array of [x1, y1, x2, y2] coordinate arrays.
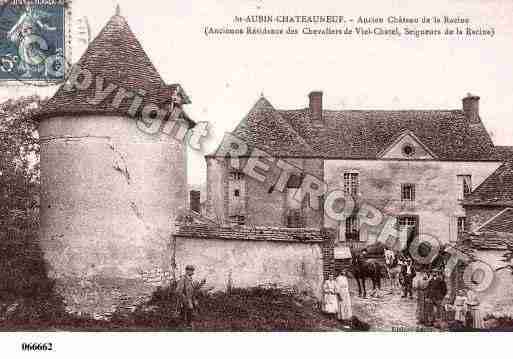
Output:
[[178, 258, 484, 330], [413, 270, 447, 326], [451, 289, 484, 329], [415, 271, 484, 329], [322, 271, 353, 322]]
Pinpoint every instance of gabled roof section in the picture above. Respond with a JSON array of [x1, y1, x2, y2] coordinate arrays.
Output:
[[476, 208, 513, 234], [212, 93, 498, 160], [377, 130, 437, 159], [464, 161, 513, 206], [215, 96, 316, 157], [36, 13, 192, 125]]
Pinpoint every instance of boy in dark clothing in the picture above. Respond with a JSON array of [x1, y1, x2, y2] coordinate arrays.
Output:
[[400, 258, 416, 299]]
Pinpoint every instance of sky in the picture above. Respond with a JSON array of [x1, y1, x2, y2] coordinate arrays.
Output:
[[2, 0, 513, 186]]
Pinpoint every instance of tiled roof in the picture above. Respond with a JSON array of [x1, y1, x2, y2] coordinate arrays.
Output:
[[36, 14, 193, 126], [491, 146, 513, 161], [216, 96, 497, 161], [174, 224, 330, 243], [230, 97, 316, 157], [464, 161, 513, 206], [479, 208, 513, 234], [465, 231, 513, 250], [279, 108, 495, 160]]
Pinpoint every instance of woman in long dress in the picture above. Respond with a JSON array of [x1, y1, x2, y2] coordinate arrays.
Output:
[[466, 290, 484, 329], [335, 271, 352, 321], [322, 274, 338, 316]]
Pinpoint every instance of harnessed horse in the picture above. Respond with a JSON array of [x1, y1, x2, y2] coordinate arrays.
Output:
[[350, 254, 383, 298], [384, 250, 402, 294]]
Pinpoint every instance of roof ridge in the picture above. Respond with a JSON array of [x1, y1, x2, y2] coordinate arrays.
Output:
[[278, 108, 464, 113]]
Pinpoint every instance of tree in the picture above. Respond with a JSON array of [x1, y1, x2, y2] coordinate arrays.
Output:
[[0, 95, 46, 300]]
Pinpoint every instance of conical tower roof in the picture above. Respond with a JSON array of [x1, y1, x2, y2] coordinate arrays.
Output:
[[37, 12, 191, 121]]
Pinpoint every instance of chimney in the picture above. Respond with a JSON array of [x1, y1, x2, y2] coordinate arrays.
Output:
[[190, 190, 201, 213], [309, 91, 323, 125], [462, 93, 480, 124]]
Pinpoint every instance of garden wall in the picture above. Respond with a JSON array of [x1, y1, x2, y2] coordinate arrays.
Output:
[[172, 225, 331, 299]]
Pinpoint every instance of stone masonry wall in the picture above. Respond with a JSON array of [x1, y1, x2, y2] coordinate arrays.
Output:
[[39, 115, 187, 317], [206, 156, 324, 228], [324, 160, 501, 245]]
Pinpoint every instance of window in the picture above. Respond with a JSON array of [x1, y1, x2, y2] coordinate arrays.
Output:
[[230, 170, 244, 181], [286, 174, 303, 189], [457, 175, 472, 200], [397, 216, 417, 228], [345, 215, 360, 241], [402, 143, 416, 157], [343, 172, 359, 197], [286, 209, 303, 228], [397, 216, 418, 247], [401, 183, 416, 202], [234, 189, 240, 197], [230, 215, 246, 225], [457, 217, 467, 236]]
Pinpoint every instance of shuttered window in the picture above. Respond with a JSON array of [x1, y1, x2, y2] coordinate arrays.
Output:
[[343, 172, 359, 196], [401, 183, 416, 202]]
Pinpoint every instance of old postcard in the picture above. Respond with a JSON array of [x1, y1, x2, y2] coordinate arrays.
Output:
[[1, 0, 512, 356]]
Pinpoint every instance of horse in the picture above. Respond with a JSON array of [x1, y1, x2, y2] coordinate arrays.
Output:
[[384, 254, 402, 294], [349, 254, 384, 298]]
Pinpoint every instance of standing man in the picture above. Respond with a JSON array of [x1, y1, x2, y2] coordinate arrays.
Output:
[[176, 265, 197, 328], [426, 271, 447, 327]]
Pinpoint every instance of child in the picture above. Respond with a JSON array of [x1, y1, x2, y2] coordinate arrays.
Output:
[[466, 289, 484, 329], [453, 289, 468, 324]]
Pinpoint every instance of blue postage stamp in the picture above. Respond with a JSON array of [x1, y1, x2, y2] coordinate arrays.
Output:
[[0, 0, 67, 81]]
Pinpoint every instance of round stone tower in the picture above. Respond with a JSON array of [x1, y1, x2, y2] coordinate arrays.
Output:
[[36, 12, 194, 316]]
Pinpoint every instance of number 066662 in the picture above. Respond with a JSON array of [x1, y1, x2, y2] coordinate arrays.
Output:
[[21, 343, 54, 351]]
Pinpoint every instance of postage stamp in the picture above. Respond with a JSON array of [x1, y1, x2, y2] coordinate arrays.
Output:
[[0, 0, 68, 82]]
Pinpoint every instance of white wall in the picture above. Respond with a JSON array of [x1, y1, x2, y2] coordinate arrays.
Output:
[[173, 236, 325, 299]]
